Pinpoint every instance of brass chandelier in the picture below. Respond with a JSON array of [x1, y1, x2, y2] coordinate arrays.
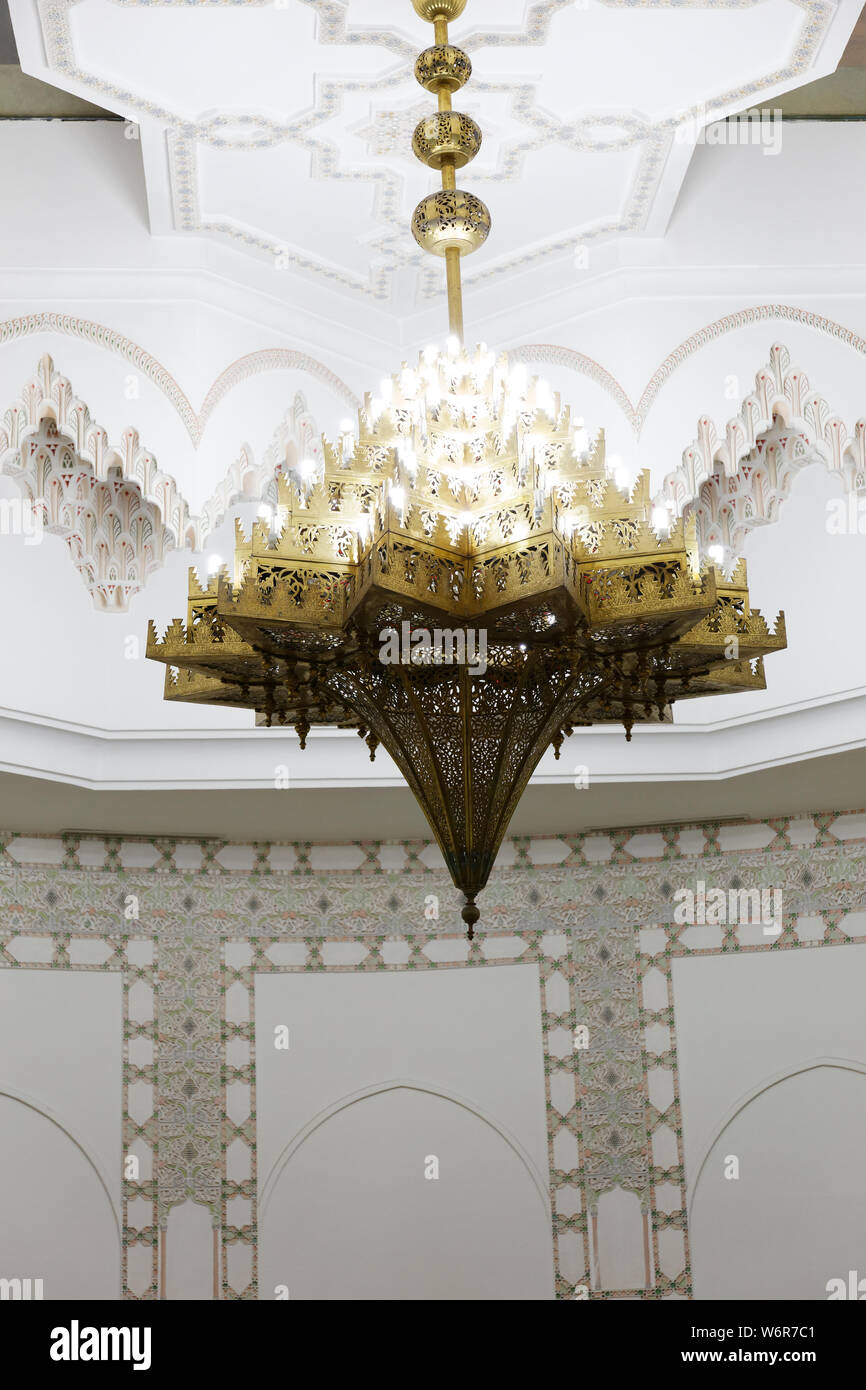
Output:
[[147, 0, 786, 936]]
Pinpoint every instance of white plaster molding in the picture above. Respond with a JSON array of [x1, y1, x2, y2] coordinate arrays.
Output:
[[197, 391, 324, 539], [4, 415, 177, 610], [0, 314, 359, 446], [3, 686, 866, 791], [659, 343, 866, 566], [0, 358, 329, 607], [0, 352, 189, 533], [513, 305, 866, 437], [22, 0, 849, 302]]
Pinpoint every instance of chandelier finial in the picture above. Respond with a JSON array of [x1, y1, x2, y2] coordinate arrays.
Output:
[[461, 894, 480, 941], [411, 0, 489, 342]]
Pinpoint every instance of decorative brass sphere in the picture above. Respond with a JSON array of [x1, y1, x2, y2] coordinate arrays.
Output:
[[411, 0, 468, 21], [412, 112, 481, 170], [414, 44, 472, 93], [412, 189, 491, 257]]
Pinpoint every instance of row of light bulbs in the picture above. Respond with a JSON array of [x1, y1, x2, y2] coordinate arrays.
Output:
[[202, 340, 729, 578]]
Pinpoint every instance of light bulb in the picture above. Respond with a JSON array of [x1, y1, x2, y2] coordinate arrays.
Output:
[[536, 379, 555, 416], [258, 504, 273, 521], [608, 454, 630, 491], [423, 344, 439, 366], [651, 506, 669, 532], [708, 544, 725, 565], [458, 511, 474, 528], [207, 554, 223, 574], [299, 458, 317, 479], [379, 378, 393, 403], [390, 486, 406, 510], [447, 334, 460, 358], [510, 364, 528, 396]]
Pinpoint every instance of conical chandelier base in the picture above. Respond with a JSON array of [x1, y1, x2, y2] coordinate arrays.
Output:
[[321, 643, 606, 934]]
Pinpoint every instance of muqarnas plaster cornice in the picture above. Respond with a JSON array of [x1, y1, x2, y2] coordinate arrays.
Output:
[[660, 343, 866, 568], [0, 355, 327, 610], [0, 355, 185, 610]]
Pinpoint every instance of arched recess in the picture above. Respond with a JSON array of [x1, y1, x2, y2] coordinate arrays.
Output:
[[687, 1055, 866, 1216], [514, 305, 866, 439], [258, 1079, 554, 1301], [0, 315, 359, 444], [0, 359, 328, 605], [0, 1086, 121, 1299], [687, 1059, 866, 1301], [260, 1077, 551, 1216], [2, 416, 176, 611], [514, 330, 866, 569], [657, 343, 866, 568]]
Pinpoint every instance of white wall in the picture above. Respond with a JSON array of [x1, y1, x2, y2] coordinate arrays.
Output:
[[672, 944, 866, 1300], [255, 964, 554, 1300], [0, 968, 122, 1299]]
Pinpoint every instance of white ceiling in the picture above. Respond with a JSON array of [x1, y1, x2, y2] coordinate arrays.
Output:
[[10, 0, 863, 316]]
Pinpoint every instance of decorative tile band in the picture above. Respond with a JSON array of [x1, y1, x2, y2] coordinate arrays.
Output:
[[2, 804, 864, 1299]]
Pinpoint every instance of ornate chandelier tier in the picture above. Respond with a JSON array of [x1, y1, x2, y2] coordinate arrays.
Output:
[[147, 0, 786, 936]]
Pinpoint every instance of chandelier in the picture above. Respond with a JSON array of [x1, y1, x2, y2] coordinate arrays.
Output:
[[147, 0, 786, 936]]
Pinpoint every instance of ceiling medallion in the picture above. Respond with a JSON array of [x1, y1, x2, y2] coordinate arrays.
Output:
[[147, 0, 786, 937]]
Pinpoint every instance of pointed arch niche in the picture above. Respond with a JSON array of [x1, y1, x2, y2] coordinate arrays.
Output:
[[671, 943, 866, 1301], [253, 964, 555, 1301]]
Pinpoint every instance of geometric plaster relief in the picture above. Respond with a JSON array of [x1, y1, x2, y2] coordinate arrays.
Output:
[[197, 393, 323, 543], [657, 343, 866, 568], [0, 354, 188, 540], [23, 0, 851, 304], [5, 418, 175, 611], [0, 317, 358, 447], [0, 360, 326, 608], [0, 355, 183, 609], [514, 305, 866, 440]]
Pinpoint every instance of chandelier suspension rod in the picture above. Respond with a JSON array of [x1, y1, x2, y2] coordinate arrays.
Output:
[[434, 11, 464, 341]]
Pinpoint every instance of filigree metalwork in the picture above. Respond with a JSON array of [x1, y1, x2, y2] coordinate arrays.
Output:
[[412, 113, 482, 170], [147, 3, 787, 935], [414, 45, 472, 94], [148, 343, 786, 934], [411, 189, 491, 257]]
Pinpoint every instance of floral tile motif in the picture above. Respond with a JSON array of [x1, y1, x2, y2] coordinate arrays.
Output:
[[1, 807, 863, 1298]]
